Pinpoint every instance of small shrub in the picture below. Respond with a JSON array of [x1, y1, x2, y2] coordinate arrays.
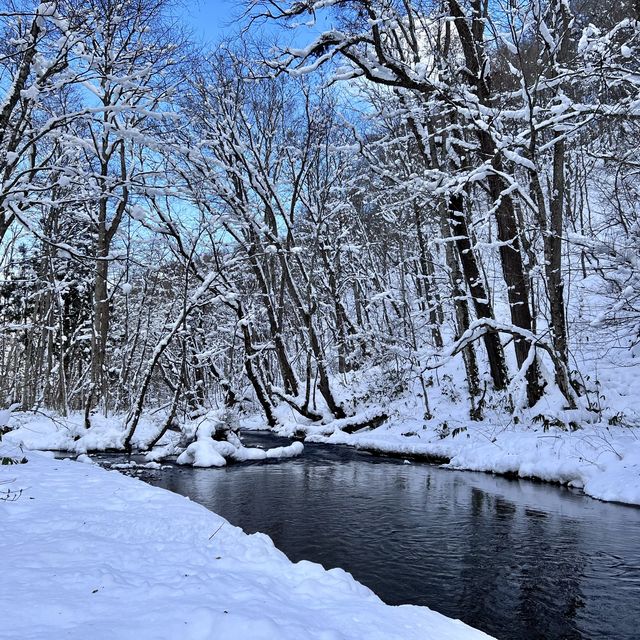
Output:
[[532, 414, 568, 432], [436, 421, 450, 439]]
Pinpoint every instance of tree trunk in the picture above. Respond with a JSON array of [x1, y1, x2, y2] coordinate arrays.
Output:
[[449, 193, 509, 391], [484, 158, 543, 406], [449, 0, 544, 406], [413, 203, 444, 348], [279, 254, 347, 419], [437, 206, 482, 406]]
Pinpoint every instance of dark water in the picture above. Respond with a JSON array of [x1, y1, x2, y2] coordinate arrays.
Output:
[[125, 432, 640, 640]]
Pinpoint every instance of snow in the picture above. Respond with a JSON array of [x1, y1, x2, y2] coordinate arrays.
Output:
[[0, 450, 492, 640], [4, 411, 303, 468], [0, 407, 14, 427], [288, 420, 640, 506], [5, 412, 120, 452], [176, 439, 304, 467], [129, 205, 146, 221], [177, 438, 228, 467], [171, 417, 305, 468]]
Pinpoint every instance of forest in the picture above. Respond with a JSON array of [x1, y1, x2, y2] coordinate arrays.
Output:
[[1, 0, 639, 457], [3, 3, 640, 640]]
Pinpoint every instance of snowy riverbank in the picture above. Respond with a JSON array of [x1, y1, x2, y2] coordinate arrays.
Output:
[[293, 420, 640, 506], [4, 404, 640, 506], [254, 391, 640, 506], [0, 448, 492, 640]]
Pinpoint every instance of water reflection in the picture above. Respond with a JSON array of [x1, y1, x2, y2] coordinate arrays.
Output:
[[137, 434, 640, 640]]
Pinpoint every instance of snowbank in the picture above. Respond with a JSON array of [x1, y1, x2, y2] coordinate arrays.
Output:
[[3, 411, 304, 468], [0, 450, 492, 640], [4, 411, 134, 452], [293, 422, 640, 506], [176, 438, 304, 467]]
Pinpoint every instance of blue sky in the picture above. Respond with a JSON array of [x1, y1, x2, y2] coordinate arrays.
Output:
[[179, 1, 242, 43], [178, 1, 332, 47]]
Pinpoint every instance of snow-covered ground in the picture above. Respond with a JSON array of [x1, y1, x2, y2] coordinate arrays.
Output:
[[0, 448, 492, 640]]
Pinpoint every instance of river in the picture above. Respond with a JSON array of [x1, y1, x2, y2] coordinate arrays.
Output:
[[112, 431, 640, 640]]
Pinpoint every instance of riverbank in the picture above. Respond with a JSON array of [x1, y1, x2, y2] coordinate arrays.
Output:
[[262, 418, 640, 507], [244, 357, 640, 507], [4, 406, 640, 506], [0, 446, 492, 640]]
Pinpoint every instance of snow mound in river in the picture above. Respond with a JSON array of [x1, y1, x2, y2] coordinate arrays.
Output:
[[175, 418, 304, 467], [176, 438, 304, 467]]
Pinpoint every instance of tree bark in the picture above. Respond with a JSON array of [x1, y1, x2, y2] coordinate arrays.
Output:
[[448, 193, 509, 391]]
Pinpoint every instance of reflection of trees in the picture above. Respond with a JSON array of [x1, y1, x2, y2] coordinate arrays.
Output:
[[456, 487, 586, 639], [456, 489, 517, 630], [516, 514, 585, 640]]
